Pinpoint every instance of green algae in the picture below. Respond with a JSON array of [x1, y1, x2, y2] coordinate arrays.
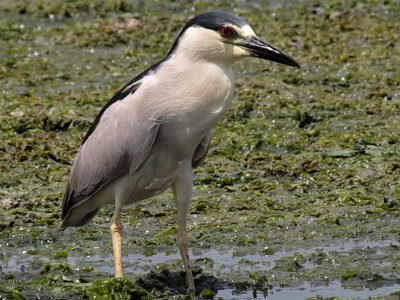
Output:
[[1, 0, 400, 299], [86, 278, 151, 300]]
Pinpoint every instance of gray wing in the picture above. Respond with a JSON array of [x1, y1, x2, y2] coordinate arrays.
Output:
[[61, 97, 159, 220], [192, 130, 212, 168]]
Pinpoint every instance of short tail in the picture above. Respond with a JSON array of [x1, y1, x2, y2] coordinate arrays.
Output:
[[60, 204, 100, 229]]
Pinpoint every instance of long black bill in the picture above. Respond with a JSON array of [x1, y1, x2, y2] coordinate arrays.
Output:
[[240, 36, 300, 68]]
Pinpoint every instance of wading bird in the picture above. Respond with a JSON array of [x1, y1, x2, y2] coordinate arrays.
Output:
[[60, 11, 300, 293]]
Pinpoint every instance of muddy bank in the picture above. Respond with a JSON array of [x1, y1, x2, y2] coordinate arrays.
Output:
[[1, 0, 399, 299]]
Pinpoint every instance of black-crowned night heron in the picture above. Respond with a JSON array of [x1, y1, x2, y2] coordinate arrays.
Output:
[[61, 11, 300, 293]]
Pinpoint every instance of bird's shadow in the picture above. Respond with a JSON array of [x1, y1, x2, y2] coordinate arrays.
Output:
[[135, 266, 232, 295]]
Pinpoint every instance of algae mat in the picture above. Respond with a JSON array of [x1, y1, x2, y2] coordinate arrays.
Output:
[[1, 0, 400, 299]]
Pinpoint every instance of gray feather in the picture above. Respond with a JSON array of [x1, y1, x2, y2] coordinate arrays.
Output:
[[61, 95, 159, 220]]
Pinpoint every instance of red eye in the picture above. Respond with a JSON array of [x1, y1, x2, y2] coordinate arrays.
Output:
[[219, 25, 234, 38]]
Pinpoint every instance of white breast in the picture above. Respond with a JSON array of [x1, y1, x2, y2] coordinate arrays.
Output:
[[137, 57, 235, 148]]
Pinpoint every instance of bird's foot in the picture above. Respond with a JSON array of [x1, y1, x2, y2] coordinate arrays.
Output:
[[187, 287, 196, 297]]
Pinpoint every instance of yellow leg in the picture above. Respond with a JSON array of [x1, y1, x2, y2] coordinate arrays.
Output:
[[177, 220, 195, 294], [110, 210, 123, 278]]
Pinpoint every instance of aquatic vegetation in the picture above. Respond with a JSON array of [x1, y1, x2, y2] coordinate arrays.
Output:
[[1, 0, 399, 298]]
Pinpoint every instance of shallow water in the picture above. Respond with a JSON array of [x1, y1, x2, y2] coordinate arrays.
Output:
[[4, 237, 399, 272], [216, 282, 400, 300], [1, 0, 400, 298], [3, 237, 400, 298]]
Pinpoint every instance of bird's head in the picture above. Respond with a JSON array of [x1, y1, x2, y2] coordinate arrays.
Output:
[[168, 11, 300, 68]]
